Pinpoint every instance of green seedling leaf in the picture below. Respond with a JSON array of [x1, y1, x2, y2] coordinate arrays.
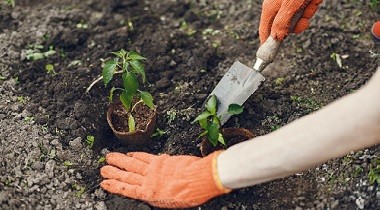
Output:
[[102, 59, 118, 86], [130, 60, 146, 83], [206, 95, 217, 115], [192, 111, 212, 124], [227, 104, 244, 115], [140, 91, 154, 109], [63, 161, 73, 167], [207, 121, 220, 146], [123, 71, 138, 95], [98, 156, 106, 163], [43, 48, 56, 57], [218, 133, 225, 145], [128, 114, 136, 132], [86, 135, 95, 148], [198, 117, 208, 129], [128, 51, 146, 60], [120, 90, 133, 112], [27, 52, 44, 61], [45, 64, 56, 74], [151, 128, 166, 137], [330, 52, 343, 68], [112, 49, 127, 59]]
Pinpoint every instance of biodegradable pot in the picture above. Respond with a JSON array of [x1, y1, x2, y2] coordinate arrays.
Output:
[[200, 128, 255, 156], [106, 100, 157, 146]]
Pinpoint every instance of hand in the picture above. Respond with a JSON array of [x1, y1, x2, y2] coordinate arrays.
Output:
[[259, 0, 323, 44], [100, 151, 231, 208]]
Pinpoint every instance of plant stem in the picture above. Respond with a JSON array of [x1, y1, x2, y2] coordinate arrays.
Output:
[[131, 99, 144, 113], [85, 70, 123, 93]]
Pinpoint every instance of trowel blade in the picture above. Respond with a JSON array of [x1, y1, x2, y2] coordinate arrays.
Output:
[[210, 61, 265, 125]]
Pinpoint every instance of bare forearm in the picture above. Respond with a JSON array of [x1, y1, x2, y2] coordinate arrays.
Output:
[[218, 69, 380, 189]]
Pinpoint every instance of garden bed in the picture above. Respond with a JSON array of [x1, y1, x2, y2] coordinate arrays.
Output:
[[0, 0, 379, 209]]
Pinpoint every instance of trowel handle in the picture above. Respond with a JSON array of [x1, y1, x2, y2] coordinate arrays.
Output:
[[254, 7, 306, 72]]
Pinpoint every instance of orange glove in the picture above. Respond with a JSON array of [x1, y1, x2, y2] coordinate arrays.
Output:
[[259, 0, 323, 44], [100, 151, 231, 208]]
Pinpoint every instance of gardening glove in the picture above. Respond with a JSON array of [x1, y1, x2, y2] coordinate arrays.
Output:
[[100, 150, 231, 208], [259, 0, 323, 44]]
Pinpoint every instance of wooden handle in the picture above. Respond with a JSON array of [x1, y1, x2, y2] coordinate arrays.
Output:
[[254, 7, 306, 72]]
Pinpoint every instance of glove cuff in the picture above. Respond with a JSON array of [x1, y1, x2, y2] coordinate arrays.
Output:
[[211, 151, 232, 193]]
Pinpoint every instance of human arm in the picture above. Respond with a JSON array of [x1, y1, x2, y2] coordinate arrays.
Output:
[[218, 68, 380, 188]]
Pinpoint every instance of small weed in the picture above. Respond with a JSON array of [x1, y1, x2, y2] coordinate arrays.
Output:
[[25, 44, 56, 61], [180, 21, 196, 36], [330, 52, 343, 68], [86, 135, 95, 148], [17, 96, 26, 104], [68, 60, 82, 67], [64, 161, 73, 167], [370, 0, 379, 8], [368, 158, 380, 185], [23, 116, 34, 123], [291, 95, 322, 112], [274, 77, 285, 86], [202, 28, 221, 36], [5, 0, 15, 7], [72, 184, 85, 197], [0, 75, 6, 80], [151, 128, 166, 137], [166, 109, 177, 124], [120, 19, 134, 30], [76, 22, 88, 29], [98, 156, 106, 164], [45, 64, 56, 75]]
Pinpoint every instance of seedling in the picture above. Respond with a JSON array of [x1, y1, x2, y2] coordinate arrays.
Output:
[[76, 22, 88, 29], [72, 184, 85, 197], [102, 49, 154, 132], [166, 108, 177, 124], [25, 44, 56, 61], [45, 64, 56, 74], [63, 161, 74, 167], [151, 128, 166, 137], [86, 135, 95, 148], [368, 159, 380, 185], [330, 52, 342, 68], [98, 156, 106, 164], [6, 0, 15, 7], [192, 95, 243, 147]]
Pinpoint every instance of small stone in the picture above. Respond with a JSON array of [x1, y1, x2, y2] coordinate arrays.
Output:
[[169, 60, 177, 66], [331, 200, 339, 209], [69, 137, 83, 151], [355, 197, 365, 209]]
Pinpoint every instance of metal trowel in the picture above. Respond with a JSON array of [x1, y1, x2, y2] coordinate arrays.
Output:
[[210, 8, 306, 125], [210, 36, 288, 125]]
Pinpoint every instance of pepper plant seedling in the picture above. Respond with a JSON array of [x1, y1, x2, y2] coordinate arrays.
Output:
[[102, 49, 154, 132], [192, 94, 243, 147]]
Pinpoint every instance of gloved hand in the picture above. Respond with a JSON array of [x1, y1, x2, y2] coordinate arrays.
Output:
[[259, 0, 323, 44], [100, 150, 231, 208]]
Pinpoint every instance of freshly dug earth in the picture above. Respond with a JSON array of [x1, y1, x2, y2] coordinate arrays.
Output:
[[0, 0, 379, 209]]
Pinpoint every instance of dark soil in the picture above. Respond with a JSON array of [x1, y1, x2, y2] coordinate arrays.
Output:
[[109, 101, 155, 133], [1, 0, 379, 209]]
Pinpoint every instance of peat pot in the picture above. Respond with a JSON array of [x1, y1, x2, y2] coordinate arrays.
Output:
[[106, 100, 157, 146], [200, 128, 254, 156]]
